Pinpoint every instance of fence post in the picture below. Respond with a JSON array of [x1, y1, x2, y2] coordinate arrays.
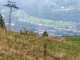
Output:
[[44, 43, 46, 60]]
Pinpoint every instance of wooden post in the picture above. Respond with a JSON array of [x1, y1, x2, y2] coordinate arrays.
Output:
[[44, 43, 46, 60], [69, 57, 70, 60], [52, 56, 54, 60]]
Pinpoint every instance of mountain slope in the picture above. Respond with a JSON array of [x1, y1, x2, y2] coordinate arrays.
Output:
[[0, 28, 80, 60], [1, 0, 80, 22]]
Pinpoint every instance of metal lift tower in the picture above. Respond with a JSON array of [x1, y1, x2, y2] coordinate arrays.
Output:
[[3, 0, 19, 30]]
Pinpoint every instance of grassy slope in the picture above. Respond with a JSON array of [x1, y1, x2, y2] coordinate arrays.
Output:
[[25, 16, 70, 26], [0, 28, 80, 60], [14, 11, 70, 26]]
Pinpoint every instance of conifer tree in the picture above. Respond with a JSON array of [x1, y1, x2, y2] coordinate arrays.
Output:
[[42, 31, 48, 37], [0, 14, 6, 29]]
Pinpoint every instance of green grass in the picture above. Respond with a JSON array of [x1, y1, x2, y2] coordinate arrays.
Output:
[[24, 16, 71, 26], [55, 22, 70, 26], [65, 38, 80, 47], [15, 12, 22, 17], [25, 16, 54, 26], [1, 9, 9, 13], [66, 38, 80, 41]]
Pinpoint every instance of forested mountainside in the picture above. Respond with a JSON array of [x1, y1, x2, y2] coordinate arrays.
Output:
[[1, 0, 80, 22]]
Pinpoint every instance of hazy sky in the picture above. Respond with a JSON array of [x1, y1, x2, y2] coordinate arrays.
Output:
[[64, 0, 67, 2], [0, 0, 2, 1], [0, 0, 79, 8]]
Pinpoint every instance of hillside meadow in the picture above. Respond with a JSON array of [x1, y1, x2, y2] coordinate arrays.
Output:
[[0, 28, 80, 60]]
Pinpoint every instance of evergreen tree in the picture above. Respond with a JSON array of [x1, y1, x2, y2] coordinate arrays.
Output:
[[42, 31, 48, 37], [0, 14, 6, 29]]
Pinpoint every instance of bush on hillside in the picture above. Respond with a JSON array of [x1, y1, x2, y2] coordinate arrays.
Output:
[[20, 27, 28, 35]]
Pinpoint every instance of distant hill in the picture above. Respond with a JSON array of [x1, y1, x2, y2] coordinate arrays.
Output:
[[1, 0, 80, 22]]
